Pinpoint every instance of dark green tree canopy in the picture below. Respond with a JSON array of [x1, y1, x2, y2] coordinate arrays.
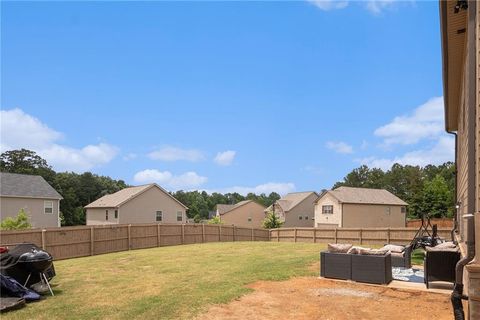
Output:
[[1, 149, 283, 225]]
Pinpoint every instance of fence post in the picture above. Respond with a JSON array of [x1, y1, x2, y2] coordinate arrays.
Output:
[[233, 226, 236, 242], [313, 228, 316, 243], [181, 224, 185, 244], [202, 224, 205, 243], [387, 228, 390, 244], [90, 227, 94, 256], [127, 224, 131, 250], [359, 229, 363, 245], [157, 224, 161, 247], [41, 229, 46, 250], [251, 228, 254, 241], [294, 228, 297, 243], [219, 225, 222, 242], [334, 228, 338, 243], [277, 229, 280, 242]]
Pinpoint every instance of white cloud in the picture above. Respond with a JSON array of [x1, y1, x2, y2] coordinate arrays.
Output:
[[0, 108, 118, 172], [208, 182, 296, 196], [133, 169, 208, 190], [374, 96, 444, 146], [148, 146, 204, 162], [326, 141, 354, 154], [365, 0, 399, 15], [214, 150, 236, 166], [308, 0, 408, 14], [308, 0, 349, 11], [357, 136, 454, 170]]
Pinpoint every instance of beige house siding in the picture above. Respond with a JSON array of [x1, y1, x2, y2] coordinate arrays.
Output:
[[86, 207, 118, 225], [314, 193, 342, 228], [86, 186, 187, 225], [283, 192, 317, 227], [342, 204, 406, 228], [0, 196, 60, 228], [220, 201, 266, 228]]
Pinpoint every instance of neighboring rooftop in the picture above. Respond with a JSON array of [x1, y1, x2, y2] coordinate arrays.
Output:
[[266, 191, 318, 212], [216, 200, 252, 215], [0, 172, 63, 199], [85, 183, 188, 209], [322, 186, 408, 206]]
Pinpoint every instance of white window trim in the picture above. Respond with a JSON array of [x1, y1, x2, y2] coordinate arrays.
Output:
[[322, 205, 334, 214], [176, 211, 183, 222], [44, 201, 53, 214], [156, 211, 163, 222]]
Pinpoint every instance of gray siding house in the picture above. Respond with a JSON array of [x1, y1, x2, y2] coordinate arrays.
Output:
[[314, 187, 408, 228], [85, 183, 188, 225], [0, 172, 63, 228], [265, 192, 319, 227]]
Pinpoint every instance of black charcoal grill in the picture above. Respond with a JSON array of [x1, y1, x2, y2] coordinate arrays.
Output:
[[18, 248, 54, 296]]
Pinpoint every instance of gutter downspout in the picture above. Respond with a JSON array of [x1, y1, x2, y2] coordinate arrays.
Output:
[[447, 131, 459, 241]]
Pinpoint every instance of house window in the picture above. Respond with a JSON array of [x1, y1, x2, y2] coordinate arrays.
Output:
[[322, 205, 333, 214], [385, 207, 391, 215], [114, 210, 118, 219], [401, 206, 406, 214], [248, 217, 252, 222], [156, 211, 163, 222], [299, 216, 303, 220], [305, 216, 308, 220], [177, 211, 183, 222], [44, 201, 53, 214], [106, 210, 109, 221]]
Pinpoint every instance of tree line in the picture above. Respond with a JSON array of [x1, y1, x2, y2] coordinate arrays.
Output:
[[0, 149, 280, 226], [333, 162, 455, 219], [1, 149, 454, 225]]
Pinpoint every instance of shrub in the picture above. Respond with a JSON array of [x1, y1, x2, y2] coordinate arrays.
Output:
[[262, 211, 283, 229], [207, 216, 222, 224], [1, 209, 32, 230]]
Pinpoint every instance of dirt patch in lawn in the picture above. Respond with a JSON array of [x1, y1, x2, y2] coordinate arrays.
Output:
[[195, 277, 457, 320]]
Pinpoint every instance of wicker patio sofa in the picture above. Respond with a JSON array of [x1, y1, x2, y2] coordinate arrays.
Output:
[[389, 244, 412, 269], [320, 251, 392, 284], [320, 251, 352, 280], [424, 249, 460, 288]]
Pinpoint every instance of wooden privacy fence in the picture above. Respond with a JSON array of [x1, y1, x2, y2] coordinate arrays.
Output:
[[0, 224, 270, 260], [269, 227, 452, 245], [406, 218, 454, 228]]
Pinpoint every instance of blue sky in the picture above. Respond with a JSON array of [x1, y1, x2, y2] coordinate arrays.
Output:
[[1, 1, 453, 195]]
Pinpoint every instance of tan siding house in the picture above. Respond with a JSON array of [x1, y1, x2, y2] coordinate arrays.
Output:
[[85, 184, 188, 225], [314, 187, 407, 228], [0, 172, 62, 228], [216, 200, 266, 228], [440, 1, 479, 317], [265, 192, 318, 227]]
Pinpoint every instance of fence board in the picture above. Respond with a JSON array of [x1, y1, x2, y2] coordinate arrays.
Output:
[[0, 223, 269, 260], [270, 227, 452, 246]]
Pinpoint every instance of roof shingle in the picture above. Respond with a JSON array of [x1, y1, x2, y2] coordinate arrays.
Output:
[[216, 200, 252, 215], [326, 186, 408, 206], [0, 172, 62, 199], [84, 184, 188, 209]]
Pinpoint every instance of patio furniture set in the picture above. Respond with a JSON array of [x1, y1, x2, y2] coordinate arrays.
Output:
[[320, 242, 460, 287]]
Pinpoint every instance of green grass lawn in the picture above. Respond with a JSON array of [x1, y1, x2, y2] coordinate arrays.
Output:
[[3, 242, 325, 320], [411, 248, 425, 266]]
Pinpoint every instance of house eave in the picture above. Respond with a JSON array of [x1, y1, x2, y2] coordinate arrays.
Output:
[[440, 0, 468, 132]]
